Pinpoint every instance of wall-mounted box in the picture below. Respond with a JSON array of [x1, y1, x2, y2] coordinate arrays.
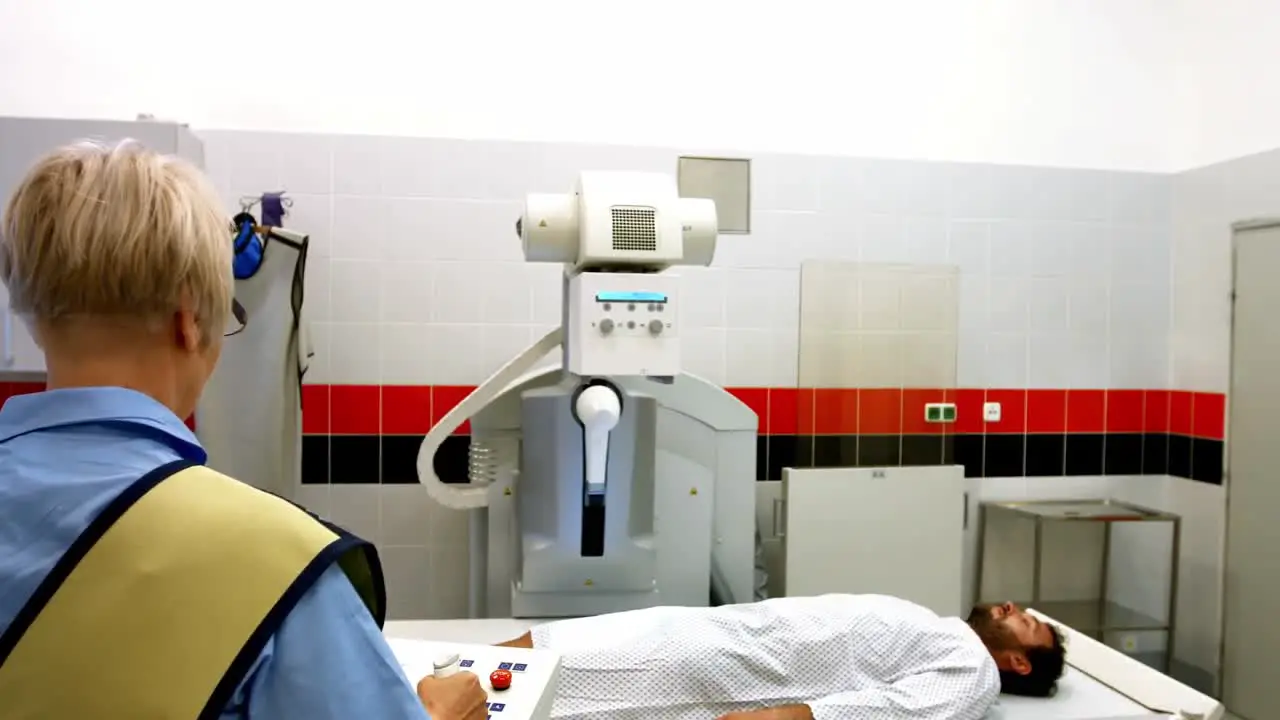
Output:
[[677, 156, 750, 234]]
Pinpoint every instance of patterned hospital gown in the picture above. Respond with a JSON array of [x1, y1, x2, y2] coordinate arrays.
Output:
[[530, 594, 999, 720]]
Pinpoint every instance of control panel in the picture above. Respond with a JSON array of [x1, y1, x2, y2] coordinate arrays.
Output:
[[565, 271, 680, 377], [386, 638, 562, 720]]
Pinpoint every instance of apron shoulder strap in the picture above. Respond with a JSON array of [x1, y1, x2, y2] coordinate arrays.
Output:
[[0, 460, 385, 720]]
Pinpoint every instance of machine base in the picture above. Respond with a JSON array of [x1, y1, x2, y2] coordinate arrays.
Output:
[[386, 637, 562, 720]]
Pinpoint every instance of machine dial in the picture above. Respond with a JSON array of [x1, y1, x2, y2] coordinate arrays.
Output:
[[648, 319, 664, 335], [600, 318, 615, 335]]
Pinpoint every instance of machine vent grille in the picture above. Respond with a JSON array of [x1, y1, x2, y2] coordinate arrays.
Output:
[[610, 206, 657, 252]]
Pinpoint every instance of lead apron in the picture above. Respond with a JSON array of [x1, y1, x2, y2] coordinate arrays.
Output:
[[199, 231, 311, 496], [0, 461, 385, 720]]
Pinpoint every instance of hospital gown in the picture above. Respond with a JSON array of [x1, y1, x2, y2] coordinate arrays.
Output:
[[531, 594, 999, 720]]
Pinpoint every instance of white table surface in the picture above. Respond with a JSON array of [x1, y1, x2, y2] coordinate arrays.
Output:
[[383, 619, 540, 644]]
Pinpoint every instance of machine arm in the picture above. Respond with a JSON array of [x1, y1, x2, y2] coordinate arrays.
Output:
[[416, 327, 564, 509]]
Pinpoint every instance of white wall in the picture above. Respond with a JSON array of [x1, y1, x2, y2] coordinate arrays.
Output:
[[0, 0, 1178, 171], [1172, 0, 1280, 170]]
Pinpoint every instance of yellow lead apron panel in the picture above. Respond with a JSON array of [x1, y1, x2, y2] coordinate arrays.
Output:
[[0, 460, 385, 720]]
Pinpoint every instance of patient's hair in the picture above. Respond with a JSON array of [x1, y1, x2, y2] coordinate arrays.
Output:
[[999, 624, 1066, 698]]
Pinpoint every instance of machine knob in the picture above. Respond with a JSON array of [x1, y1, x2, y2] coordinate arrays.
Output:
[[490, 669, 513, 691], [648, 319, 663, 335], [433, 653, 461, 679], [600, 318, 615, 334]]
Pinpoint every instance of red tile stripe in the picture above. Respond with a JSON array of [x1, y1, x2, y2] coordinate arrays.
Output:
[[288, 384, 1229, 441], [0, 381, 1227, 442]]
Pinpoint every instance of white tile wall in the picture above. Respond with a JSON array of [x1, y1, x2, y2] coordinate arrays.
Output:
[[1148, 146, 1280, 683], [201, 130, 1173, 393], [798, 262, 959, 388], [201, 130, 1189, 643]]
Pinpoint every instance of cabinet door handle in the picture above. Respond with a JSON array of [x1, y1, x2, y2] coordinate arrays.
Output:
[[963, 492, 970, 530], [772, 497, 787, 539], [2, 307, 13, 368]]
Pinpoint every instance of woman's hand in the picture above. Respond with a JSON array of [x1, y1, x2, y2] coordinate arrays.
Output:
[[416, 672, 488, 720]]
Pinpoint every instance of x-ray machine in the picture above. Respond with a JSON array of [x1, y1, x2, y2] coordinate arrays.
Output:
[[416, 172, 758, 619]]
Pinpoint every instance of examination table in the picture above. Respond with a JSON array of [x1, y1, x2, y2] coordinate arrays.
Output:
[[383, 609, 1224, 720]]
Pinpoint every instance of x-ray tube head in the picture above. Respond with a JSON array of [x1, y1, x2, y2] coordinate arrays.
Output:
[[519, 172, 717, 271]]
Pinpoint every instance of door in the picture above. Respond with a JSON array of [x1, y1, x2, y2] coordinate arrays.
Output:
[[1223, 222, 1280, 718]]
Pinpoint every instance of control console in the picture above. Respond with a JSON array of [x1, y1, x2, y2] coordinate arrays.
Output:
[[386, 638, 562, 720]]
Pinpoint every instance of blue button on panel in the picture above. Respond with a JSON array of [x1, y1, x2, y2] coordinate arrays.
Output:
[[512, 663, 527, 672], [460, 659, 474, 668], [498, 662, 512, 670], [490, 703, 505, 712]]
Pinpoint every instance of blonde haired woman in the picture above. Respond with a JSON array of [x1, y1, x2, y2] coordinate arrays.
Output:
[[0, 140, 484, 720]]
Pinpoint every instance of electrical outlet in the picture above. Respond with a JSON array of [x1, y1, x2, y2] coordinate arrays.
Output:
[[924, 403, 956, 423], [1121, 635, 1138, 652], [983, 402, 1001, 422]]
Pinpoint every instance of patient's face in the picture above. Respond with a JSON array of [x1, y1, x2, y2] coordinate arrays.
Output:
[[967, 602, 1055, 651]]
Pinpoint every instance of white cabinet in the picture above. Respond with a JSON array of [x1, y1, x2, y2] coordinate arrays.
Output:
[[775, 465, 973, 618], [0, 117, 205, 374]]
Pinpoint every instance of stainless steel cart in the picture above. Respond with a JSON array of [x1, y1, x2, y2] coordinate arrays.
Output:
[[975, 499, 1181, 672]]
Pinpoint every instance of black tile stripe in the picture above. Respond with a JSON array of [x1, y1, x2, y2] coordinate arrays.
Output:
[[302, 433, 1224, 486]]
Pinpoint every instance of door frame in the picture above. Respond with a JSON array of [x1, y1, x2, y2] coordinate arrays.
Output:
[[1219, 217, 1280, 704]]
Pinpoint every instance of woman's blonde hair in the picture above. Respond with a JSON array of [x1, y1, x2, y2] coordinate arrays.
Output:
[[0, 139, 232, 344]]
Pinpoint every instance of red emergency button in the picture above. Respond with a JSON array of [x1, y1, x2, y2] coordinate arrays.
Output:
[[490, 669, 512, 691]]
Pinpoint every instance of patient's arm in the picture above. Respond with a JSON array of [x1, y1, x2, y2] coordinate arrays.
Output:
[[717, 704, 813, 720], [494, 632, 533, 649], [796, 668, 999, 720]]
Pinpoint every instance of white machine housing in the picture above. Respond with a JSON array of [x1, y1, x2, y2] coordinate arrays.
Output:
[[564, 272, 680, 378], [521, 171, 717, 271], [524, 171, 715, 378], [469, 368, 758, 618], [417, 171, 758, 618]]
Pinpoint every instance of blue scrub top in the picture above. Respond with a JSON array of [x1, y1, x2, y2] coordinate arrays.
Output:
[[0, 387, 430, 719]]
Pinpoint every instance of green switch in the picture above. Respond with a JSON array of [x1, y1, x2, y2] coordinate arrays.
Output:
[[942, 405, 957, 422], [926, 406, 942, 422]]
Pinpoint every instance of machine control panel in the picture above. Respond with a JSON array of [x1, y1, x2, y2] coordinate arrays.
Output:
[[596, 292, 671, 337], [566, 274, 680, 377], [387, 638, 562, 720]]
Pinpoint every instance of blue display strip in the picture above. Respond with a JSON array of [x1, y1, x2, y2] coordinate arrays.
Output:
[[596, 291, 668, 303]]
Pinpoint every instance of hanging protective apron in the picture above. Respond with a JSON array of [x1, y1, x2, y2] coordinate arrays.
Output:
[[0, 460, 385, 720], [199, 222, 312, 497]]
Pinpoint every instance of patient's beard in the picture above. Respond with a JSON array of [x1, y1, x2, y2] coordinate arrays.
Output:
[[966, 606, 1020, 652]]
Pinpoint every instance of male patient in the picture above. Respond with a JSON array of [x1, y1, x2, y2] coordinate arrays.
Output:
[[498, 594, 1065, 720]]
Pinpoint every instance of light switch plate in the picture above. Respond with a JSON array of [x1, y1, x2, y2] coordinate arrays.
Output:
[[925, 402, 957, 423], [983, 402, 1001, 422]]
